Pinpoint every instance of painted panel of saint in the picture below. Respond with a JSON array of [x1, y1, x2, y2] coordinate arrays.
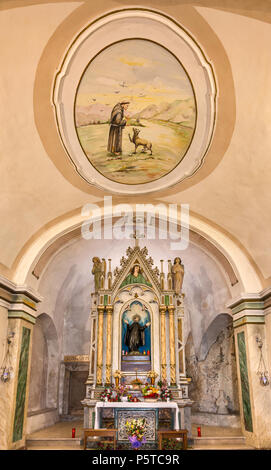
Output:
[[120, 264, 152, 288], [75, 39, 196, 185]]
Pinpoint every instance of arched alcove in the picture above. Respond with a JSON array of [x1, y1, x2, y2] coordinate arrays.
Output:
[[27, 313, 59, 433], [198, 313, 233, 361], [185, 313, 240, 427]]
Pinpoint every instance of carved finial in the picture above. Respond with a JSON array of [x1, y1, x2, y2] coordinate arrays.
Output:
[[141, 247, 148, 257], [132, 229, 145, 247], [120, 256, 126, 267], [153, 266, 160, 278], [160, 260, 164, 273], [114, 267, 120, 277], [126, 247, 133, 257], [147, 256, 154, 266]]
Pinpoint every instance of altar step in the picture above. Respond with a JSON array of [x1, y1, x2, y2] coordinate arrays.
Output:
[[192, 436, 254, 449], [26, 436, 252, 450], [26, 437, 83, 449]]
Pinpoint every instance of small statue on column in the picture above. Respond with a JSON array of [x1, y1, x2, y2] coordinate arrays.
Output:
[[171, 257, 184, 294], [92, 257, 103, 292]]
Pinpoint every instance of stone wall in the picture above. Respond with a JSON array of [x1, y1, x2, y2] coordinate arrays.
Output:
[[185, 321, 240, 425]]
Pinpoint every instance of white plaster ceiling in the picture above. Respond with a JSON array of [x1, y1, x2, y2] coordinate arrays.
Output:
[[0, 1, 270, 287]]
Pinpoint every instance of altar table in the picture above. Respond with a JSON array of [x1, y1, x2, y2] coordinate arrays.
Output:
[[94, 401, 179, 442]]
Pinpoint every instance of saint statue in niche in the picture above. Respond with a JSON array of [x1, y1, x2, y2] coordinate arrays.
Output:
[[171, 257, 184, 294], [124, 314, 151, 355], [120, 264, 152, 287]]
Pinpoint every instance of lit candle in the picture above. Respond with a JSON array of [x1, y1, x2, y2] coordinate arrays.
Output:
[[197, 426, 201, 437], [72, 428, 76, 438]]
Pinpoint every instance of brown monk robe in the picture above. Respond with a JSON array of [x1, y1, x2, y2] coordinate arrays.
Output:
[[124, 314, 151, 354], [107, 101, 129, 155]]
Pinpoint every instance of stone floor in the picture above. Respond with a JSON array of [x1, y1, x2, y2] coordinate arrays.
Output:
[[191, 423, 242, 437], [28, 419, 84, 438], [26, 419, 255, 450]]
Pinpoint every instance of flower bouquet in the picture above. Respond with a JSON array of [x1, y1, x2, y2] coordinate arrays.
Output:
[[141, 384, 160, 400], [100, 385, 121, 402], [125, 418, 146, 450], [127, 394, 140, 403], [158, 380, 173, 401]]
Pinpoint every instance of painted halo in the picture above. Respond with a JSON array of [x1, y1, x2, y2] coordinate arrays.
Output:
[[53, 9, 216, 195]]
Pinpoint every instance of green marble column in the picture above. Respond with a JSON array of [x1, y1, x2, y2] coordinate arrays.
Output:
[[237, 331, 253, 433], [12, 327, 31, 442]]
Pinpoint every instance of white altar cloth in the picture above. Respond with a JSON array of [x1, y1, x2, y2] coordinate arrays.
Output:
[[94, 401, 179, 430]]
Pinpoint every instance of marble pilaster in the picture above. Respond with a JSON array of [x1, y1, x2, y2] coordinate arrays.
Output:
[[229, 289, 271, 448], [0, 278, 41, 449]]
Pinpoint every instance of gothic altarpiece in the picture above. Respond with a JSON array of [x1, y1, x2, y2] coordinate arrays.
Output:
[[82, 245, 193, 438]]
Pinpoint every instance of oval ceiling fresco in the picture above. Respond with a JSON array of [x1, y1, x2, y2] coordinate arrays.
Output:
[[74, 39, 196, 185], [53, 10, 216, 195]]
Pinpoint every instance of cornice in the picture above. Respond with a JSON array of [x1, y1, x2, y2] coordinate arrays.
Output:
[[0, 274, 43, 304]]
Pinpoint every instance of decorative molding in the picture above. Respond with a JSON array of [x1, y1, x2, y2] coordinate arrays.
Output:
[[231, 301, 265, 315], [228, 289, 271, 328], [8, 302, 37, 316], [233, 315, 265, 329], [63, 355, 89, 363], [0, 275, 43, 304], [8, 311, 36, 325], [0, 276, 42, 325]]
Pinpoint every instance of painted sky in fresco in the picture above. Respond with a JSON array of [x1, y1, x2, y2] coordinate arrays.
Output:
[[76, 39, 194, 113]]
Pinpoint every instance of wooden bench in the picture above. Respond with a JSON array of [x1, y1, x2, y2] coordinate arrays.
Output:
[[83, 428, 117, 450], [158, 430, 188, 450]]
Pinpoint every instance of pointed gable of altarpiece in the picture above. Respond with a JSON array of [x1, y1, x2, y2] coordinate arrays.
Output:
[[112, 246, 161, 297]]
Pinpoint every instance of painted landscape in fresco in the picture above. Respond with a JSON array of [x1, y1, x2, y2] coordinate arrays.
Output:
[[75, 39, 196, 185]]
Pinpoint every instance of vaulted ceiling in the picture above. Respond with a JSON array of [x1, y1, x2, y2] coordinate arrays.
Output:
[[1, 0, 270, 291]]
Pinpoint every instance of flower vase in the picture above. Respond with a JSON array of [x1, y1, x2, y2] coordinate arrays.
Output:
[[128, 436, 146, 450]]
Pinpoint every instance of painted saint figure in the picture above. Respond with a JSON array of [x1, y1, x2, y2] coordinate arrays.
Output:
[[171, 257, 184, 294], [124, 314, 151, 354], [120, 264, 152, 287], [107, 101, 130, 155]]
